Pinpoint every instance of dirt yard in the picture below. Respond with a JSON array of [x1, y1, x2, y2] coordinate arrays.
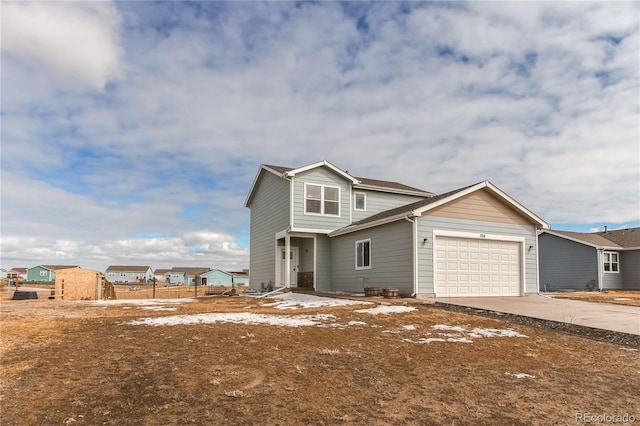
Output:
[[1, 292, 638, 425], [547, 290, 640, 307]]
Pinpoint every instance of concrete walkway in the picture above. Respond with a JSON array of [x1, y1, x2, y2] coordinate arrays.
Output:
[[436, 295, 640, 335]]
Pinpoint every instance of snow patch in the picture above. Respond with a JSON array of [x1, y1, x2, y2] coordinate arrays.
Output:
[[402, 325, 417, 330], [86, 298, 195, 307], [468, 328, 528, 338], [403, 324, 528, 344], [506, 372, 536, 379], [354, 305, 416, 315], [260, 293, 372, 310], [122, 312, 336, 328], [432, 324, 466, 332], [140, 306, 178, 312], [348, 321, 368, 326]]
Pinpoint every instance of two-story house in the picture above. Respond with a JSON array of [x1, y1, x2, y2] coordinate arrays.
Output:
[[245, 160, 548, 298], [26, 265, 78, 283], [105, 266, 154, 284]]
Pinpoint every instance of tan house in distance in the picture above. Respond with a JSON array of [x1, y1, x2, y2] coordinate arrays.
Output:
[[54, 267, 104, 300]]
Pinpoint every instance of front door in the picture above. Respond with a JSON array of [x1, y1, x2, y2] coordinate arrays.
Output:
[[279, 247, 299, 287]]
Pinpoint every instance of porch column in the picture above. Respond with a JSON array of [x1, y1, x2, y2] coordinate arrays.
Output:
[[285, 233, 291, 288]]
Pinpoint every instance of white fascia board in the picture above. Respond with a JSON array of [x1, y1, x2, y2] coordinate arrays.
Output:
[[244, 165, 289, 207], [539, 230, 622, 251], [412, 181, 549, 229], [290, 227, 332, 235], [285, 160, 359, 184], [328, 213, 413, 237]]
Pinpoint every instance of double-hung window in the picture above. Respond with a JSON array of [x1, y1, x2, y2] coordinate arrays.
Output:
[[603, 252, 619, 272], [305, 183, 340, 216], [355, 239, 371, 270]]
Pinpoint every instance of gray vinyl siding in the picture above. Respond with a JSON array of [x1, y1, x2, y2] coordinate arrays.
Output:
[[602, 253, 622, 289], [620, 250, 640, 289], [538, 233, 598, 291], [248, 171, 290, 289], [352, 191, 426, 222], [298, 238, 314, 273], [602, 271, 622, 289], [330, 220, 413, 296], [315, 235, 332, 292], [292, 168, 351, 231], [417, 216, 539, 295]]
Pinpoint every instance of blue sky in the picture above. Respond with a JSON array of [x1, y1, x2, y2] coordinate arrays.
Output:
[[1, 1, 639, 272]]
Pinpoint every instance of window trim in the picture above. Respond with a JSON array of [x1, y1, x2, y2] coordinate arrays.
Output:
[[603, 251, 619, 273], [354, 192, 367, 211], [304, 183, 341, 216], [355, 238, 371, 270]]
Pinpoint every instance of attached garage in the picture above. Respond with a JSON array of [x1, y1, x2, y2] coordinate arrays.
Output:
[[434, 235, 523, 297]]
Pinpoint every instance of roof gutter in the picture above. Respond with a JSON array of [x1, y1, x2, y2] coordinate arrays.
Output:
[[329, 213, 416, 237]]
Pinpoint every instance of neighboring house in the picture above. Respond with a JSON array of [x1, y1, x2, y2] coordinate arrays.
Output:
[[0, 269, 7, 280], [245, 160, 548, 298], [8, 268, 27, 283], [54, 267, 103, 300], [168, 270, 188, 286], [170, 267, 211, 286], [105, 266, 153, 284], [539, 227, 640, 291], [231, 270, 250, 286], [200, 269, 233, 286], [154, 269, 171, 283], [26, 265, 78, 283]]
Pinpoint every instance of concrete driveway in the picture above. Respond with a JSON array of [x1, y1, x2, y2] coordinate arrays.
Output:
[[436, 295, 640, 335]]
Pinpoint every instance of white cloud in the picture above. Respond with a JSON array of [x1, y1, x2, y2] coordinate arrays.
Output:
[[1, 1, 123, 90], [1, 2, 638, 270]]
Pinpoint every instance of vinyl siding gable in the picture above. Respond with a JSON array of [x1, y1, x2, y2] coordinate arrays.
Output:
[[292, 167, 351, 231], [248, 170, 291, 289], [429, 189, 532, 225]]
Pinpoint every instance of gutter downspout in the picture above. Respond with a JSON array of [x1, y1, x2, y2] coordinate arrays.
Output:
[[597, 248, 604, 292], [405, 216, 418, 297]]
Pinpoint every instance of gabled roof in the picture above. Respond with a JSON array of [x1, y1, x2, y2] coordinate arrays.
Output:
[[171, 267, 211, 275], [330, 181, 548, 236], [36, 265, 79, 271], [542, 227, 640, 250], [106, 265, 152, 272], [201, 268, 233, 277], [595, 227, 640, 248], [154, 268, 171, 274], [245, 160, 433, 207]]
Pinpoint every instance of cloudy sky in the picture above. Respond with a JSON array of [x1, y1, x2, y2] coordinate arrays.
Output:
[[1, 1, 638, 272]]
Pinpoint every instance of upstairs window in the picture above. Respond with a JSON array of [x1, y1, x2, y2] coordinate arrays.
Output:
[[603, 252, 619, 272], [305, 183, 340, 216], [354, 192, 366, 211]]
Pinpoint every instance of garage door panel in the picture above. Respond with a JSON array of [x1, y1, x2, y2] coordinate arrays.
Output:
[[436, 236, 521, 297]]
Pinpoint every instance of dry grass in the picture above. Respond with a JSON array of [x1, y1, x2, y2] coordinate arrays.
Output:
[[1, 293, 638, 425], [548, 290, 640, 307]]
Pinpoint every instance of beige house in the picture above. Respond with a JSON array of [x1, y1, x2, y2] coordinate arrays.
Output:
[[54, 267, 104, 300]]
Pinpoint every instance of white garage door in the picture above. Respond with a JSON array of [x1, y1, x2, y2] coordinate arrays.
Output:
[[435, 236, 521, 297]]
